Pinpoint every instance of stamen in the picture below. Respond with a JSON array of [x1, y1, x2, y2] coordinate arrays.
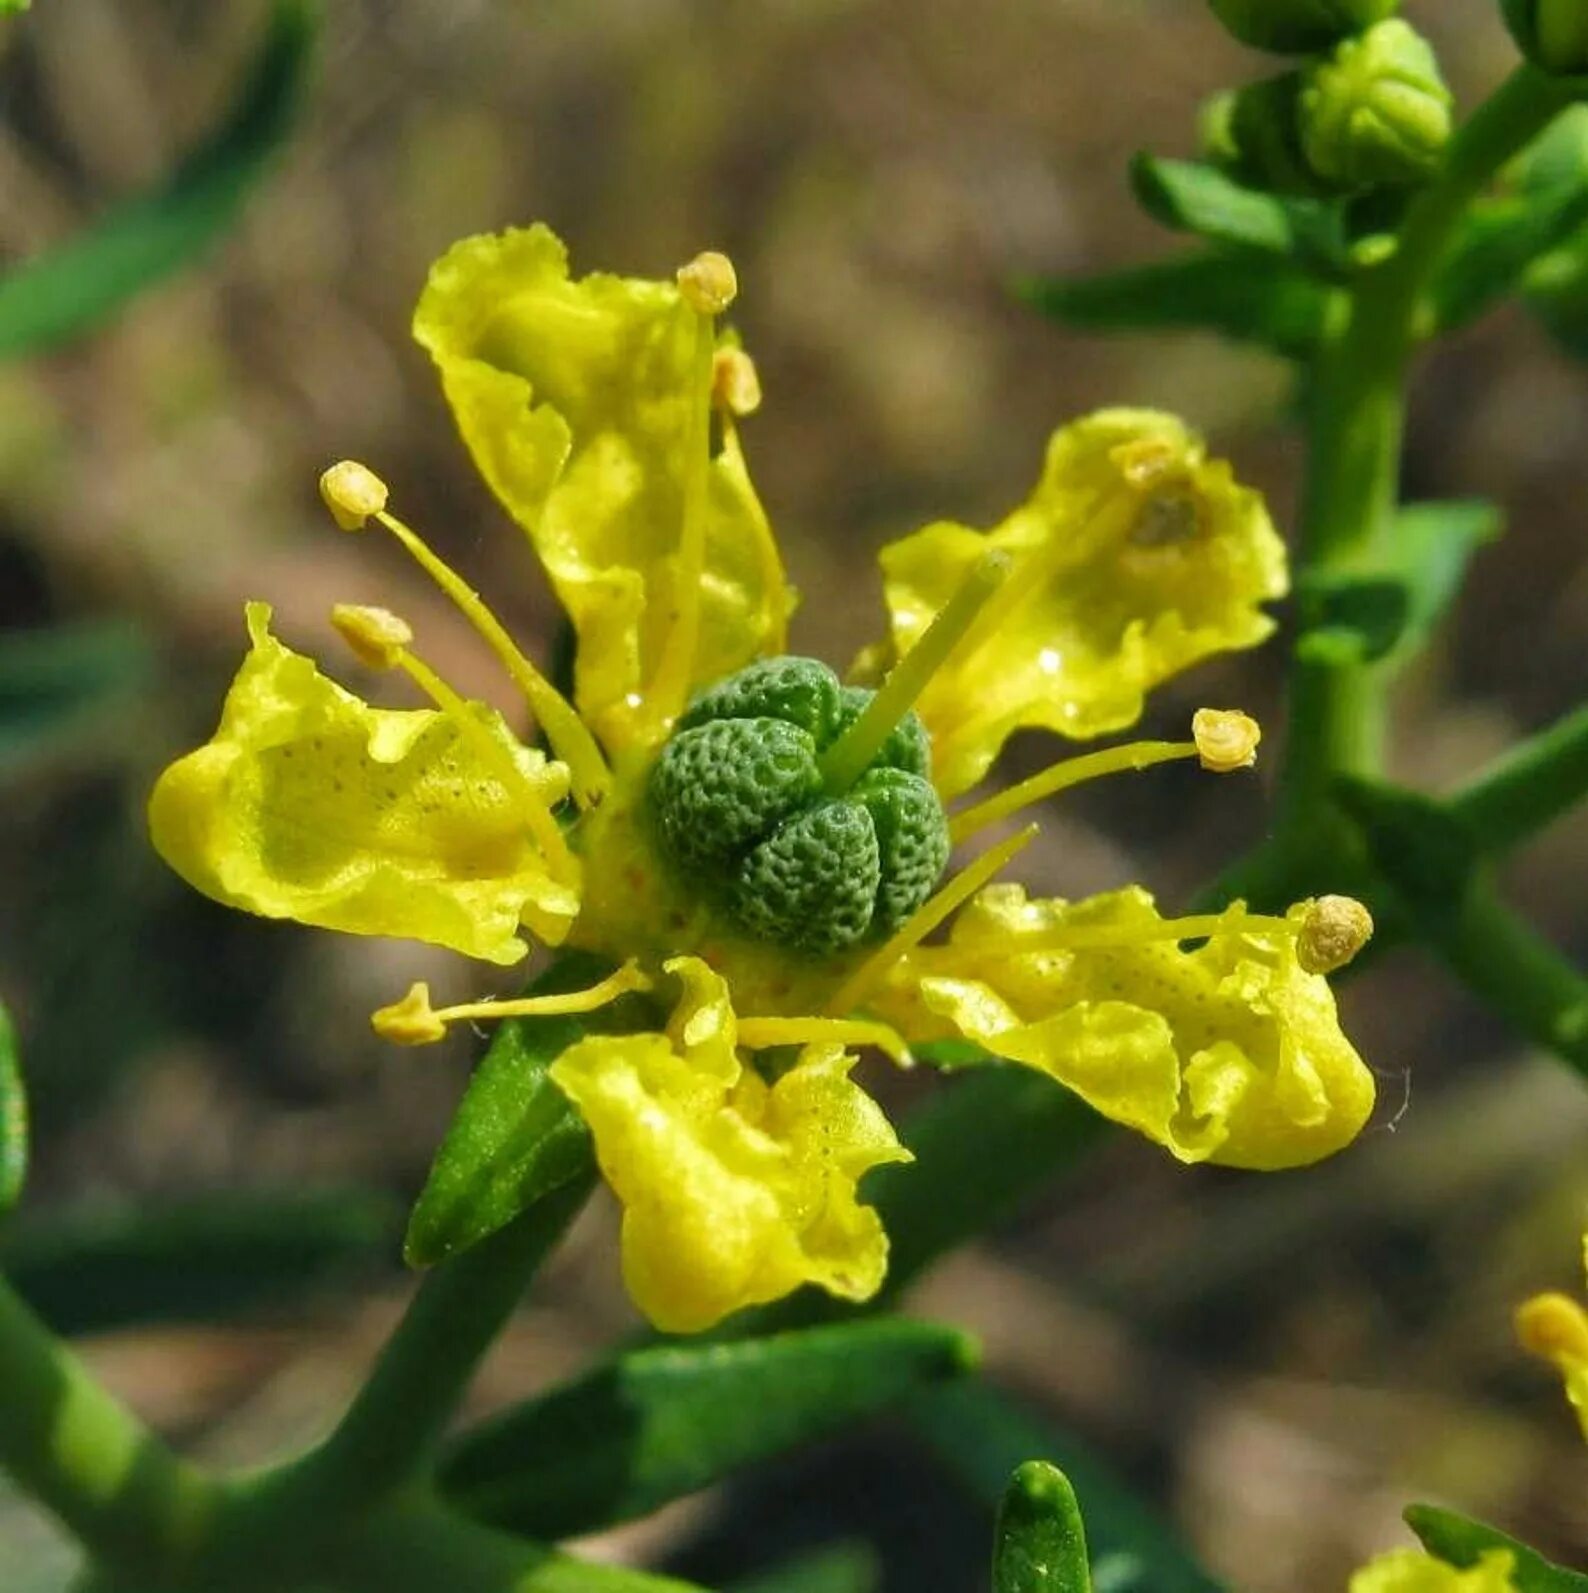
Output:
[[712, 347, 762, 417], [820, 550, 1012, 795], [372, 961, 652, 1046], [331, 603, 413, 670], [736, 1017, 911, 1067], [828, 823, 1037, 1015], [317, 468, 608, 808], [1192, 708, 1261, 773], [1295, 894, 1374, 974]]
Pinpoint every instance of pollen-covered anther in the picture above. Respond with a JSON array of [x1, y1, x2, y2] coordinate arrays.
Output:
[[319, 460, 390, 531], [1297, 894, 1374, 975], [372, 982, 447, 1045], [331, 603, 414, 670], [712, 347, 762, 416], [1193, 708, 1261, 773], [676, 250, 738, 315]]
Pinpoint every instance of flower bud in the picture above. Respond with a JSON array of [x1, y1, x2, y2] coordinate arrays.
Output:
[[1207, 0, 1401, 55], [1502, 0, 1588, 76], [1300, 21, 1453, 191], [1207, 73, 1329, 197]]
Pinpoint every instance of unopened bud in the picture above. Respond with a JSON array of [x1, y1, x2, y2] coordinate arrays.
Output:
[[677, 251, 738, 315], [712, 346, 762, 416], [320, 460, 389, 531], [1207, 0, 1400, 54], [1300, 21, 1453, 191], [1192, 709, 1261, 773], [1211, 73, 1329, 197], [371, 982, 447, 1045], [1503, 0, 1588, 76], [331, 604, 413, 670], [1297, 894, 1374, 975]]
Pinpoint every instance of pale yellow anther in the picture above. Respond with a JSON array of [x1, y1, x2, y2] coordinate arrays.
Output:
[[1192, 708, 1261, 774], [371, 982, 448, 1046], [712, 346, 762, 416], [676, 251, 738, 315], [1516, 1292, 1588, 1364], [331, 604, 414, 671], [1297, 894, 1374, 975], [319, 460, 390, 531], [1110, 436, 1185, 490]]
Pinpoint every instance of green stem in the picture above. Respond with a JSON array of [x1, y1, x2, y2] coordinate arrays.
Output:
[[0, 1275, 215, 1580], [1450, 702, 1588, 852]]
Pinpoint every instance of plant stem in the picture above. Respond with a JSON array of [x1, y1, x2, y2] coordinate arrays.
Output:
[[0, 1275, 215, 1581], [1451, 702, 1588, 853]]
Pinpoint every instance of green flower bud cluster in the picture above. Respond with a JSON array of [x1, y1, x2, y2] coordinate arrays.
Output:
[[1200, 19, 1451, 195], [1503, 0, 1588, 76], [649, 656, 951, 956], [1208, 0, 1399, 54]]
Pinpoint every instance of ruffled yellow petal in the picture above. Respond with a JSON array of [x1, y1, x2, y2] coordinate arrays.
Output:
[[412, 224, 788, 754], [1348, 1550, 1518, 1593], [549, 956, 908, 1333], [880, 885, 1373, 1170], [148, 604, 579, 965], [876, 409, 1288, 796]]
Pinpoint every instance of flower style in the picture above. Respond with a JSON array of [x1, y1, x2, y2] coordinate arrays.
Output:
[[1515, 1228, 1588, 1442], [149, 222, 1378, 1330]]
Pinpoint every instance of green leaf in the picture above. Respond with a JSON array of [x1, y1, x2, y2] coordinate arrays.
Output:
[[1405, 1504, 1588, 1592], [0, 1001, 25, 1219], [1129, 155, 1341, 265], [442, 1319, 977, 1540], [0, 1190, 395, 1332], [1295, 499, 1502, 671], [1019, 251, 1336, 358], [0, 621, 153, 780], [405, 952, 653, 1267], [728, 1545, 879, 1593], [994, 1462, 1091, 1593], [0, 0, 317, 360], [1, 0, 32, 14], [912, 1383, 1225, 1593]]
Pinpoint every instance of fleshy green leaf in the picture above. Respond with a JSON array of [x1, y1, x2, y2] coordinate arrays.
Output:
[[912, 1383, 1225, 1593], [0, 1001, 25, 1219], [994, 1462, 1091, 1593], [0, 1190, 395, 1331], [0, 0, 317, 360], [730, 1545, 879, 1593], [1018, 251, 1336, 358], [404, 953, 649, 1267], [1295, 500, 1502, 671], [1405, 1505, 1588, 1592], [440, 1319, 978, 1540]]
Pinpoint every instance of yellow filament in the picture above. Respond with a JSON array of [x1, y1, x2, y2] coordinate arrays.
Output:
[[820, 550, 1012, 794], [393, 647, 576, 882], [372, 508, 610, 809], [433, 961, 651, 1029], [736, 1017, 911, 1067], [949, 739, 1198, 844], [829, 824, 1037, 1015], [643, 306, 719, 740], [1009, 909, 1300, 958]]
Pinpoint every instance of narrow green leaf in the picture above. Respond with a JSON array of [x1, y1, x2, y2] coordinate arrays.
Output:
[[404, 952, 652, 1267], [994, 1462, 1091, 1593], [1019, 251, 1336, 358], [0, 0, 317, 360], [441, 1319, 978, 1540], [1296, 500, 1502, 671], [1452, 701, 1588, 853], [0, 1190, 395, 1331], [729, 1544, 878, 1593], [0, 1000, 26, 1219], [1405, 1505, 1588, 1592], [912, 1383, 1225, 1593]]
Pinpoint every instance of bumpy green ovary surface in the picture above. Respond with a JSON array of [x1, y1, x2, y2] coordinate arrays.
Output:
[[649, 656, 951, 954]]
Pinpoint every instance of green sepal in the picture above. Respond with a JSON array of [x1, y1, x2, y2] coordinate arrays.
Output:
[[0, 0, 318, 361], [993, 1462, 1092, 1593], [730, 1544, 879, 1593], [1405, 1504, 1588, 1592], [440, 1319, 978, 1540], [405, 953, 652, 1268], [1018, 251, 1338, 359], [0, 1000, 25, 1220], [1295, 499, 1502, 671]]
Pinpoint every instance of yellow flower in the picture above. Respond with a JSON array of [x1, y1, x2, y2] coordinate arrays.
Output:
[[148, 222, 1376, 1330], [1348, 1549, 1518, 1593], [1516, 1230, 1588, 1442], [550, 958, 909, 1333]]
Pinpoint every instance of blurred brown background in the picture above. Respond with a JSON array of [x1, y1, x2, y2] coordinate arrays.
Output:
[[1, 1, 1586, 1588]]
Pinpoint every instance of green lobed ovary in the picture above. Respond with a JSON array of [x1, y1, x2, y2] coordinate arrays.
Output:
[[649, 656, 951, 954]]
